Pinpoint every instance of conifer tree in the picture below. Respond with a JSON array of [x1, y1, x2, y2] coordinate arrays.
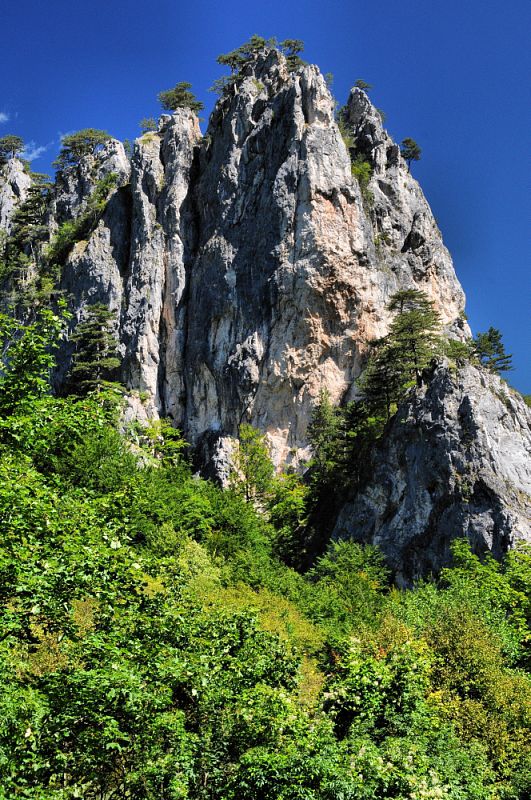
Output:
[[67, 304, 121, 395], [54, 129, 111, 170], [400, 137, 421, 171], [361, 289, 441, 417], [158, 82, 204, 113], [0, 135, 24, 162], [307, 389, 344, 486], [473, 327, 513, 374]]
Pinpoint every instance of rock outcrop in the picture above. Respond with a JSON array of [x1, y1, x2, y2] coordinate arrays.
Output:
[[51, 50, 467, 469], [333, 363, 531, 583], [1, 47, 529, 575], [0, 158, 32, 233]]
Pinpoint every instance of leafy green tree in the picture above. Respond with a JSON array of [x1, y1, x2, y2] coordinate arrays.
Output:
[[307, 388, 343, 488], [473, 326, 513, 374], [0, 134, 24, 162], [230, 423, 274, 502], [0, 307, 65, 416], [53, 128, 111, 170], [400, 137, 422, 170], [158, 81, 204, 113], [354, 78, 372, 91], [139, 116, 158, 133], [67, 303, 121, 395]]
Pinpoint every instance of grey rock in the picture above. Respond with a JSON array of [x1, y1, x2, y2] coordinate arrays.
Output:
[[333, 363, 531, 583], [0, 158, 32, 234], [56, 53, 468, 470], [53, 138, 130, 224]]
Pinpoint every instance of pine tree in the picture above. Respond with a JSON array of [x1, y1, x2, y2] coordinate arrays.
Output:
[[400, 137, 421, 171], [307, 389, 344, 486], [361, 289, 441, 416], [0, 135, 24, 162], [158, 82, 204, 113], [67, 304, 121, 395], [54, 129, 111, 170], [473, 327, 513, 374]]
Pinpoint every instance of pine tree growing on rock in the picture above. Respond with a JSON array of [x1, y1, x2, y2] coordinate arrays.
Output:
[[361, 289, 441, 417], [473, 327, 513, 374]]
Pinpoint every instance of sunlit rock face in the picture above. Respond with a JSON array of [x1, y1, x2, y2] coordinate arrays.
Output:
[[0, 158, 32, 233], [52, 50, 467, 470], [4, 49, 529, 575], [333, 363, 531, 583]]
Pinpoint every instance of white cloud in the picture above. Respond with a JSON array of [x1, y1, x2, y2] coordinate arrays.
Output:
[[21, 140, 51, 162], [0, 112, 9, 124]]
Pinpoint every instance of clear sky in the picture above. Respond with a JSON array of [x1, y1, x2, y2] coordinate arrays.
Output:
[[2, 0, 529, 391]]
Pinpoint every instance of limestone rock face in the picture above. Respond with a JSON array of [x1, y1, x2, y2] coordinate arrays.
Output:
[[0, 158, 32, 233], [333, 363, 531, 583], [55, 52, 468, 469], [53, 139, 130, 225], [344, 88, 469, 336], [177, 55, 467, 467]]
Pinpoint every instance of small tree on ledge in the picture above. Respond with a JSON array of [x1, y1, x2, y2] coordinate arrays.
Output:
[[354, 79, 372, 92], [400, 137, 422, 171], [473, 327, 513, 374], [158, 82, 204, 113], [0, 135, 25, 163], [54, 129, 111, 170]]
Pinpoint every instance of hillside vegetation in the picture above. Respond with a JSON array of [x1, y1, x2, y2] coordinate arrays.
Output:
[[0, 309, 530, 799]]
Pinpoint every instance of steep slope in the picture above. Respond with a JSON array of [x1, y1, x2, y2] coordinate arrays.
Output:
[[333, 363, 531, 582]]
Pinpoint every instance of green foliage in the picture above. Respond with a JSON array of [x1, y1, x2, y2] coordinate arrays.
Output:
[[400, 136, 422, 170], [158, 81, 204, 113], [66, 303, 121, 395], [139, 116, 158, 133], [213, 36, 305, 96], [354, 78, 372, 91], [473, 326, 513, 374], [0, 172, 52, 287], [0, 307, 66, 416], [351, 155, 373, 205], [444, 337, 473, 366], [361, 289, 442, 418], [0, 304, 529, 799], [0, 134, 24, 162], [229, 423, 274, 502], [53, 128, 111, 170], [47, 172, 118, 265]]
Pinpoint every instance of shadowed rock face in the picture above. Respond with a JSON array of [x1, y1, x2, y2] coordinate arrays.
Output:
[[40, 49, 467, 472], [333, 363, 531, 583]]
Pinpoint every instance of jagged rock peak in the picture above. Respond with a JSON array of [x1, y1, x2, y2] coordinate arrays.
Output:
[[333, 362, 531, 584], [51, 54, 469, 474]]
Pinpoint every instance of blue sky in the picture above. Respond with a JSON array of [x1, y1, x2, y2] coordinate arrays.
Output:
[[2, 0, 529, 391]]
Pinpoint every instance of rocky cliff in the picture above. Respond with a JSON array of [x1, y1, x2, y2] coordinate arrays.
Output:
[[1, 47, 528, 572], [30, 49, 467, 471], [333, 363, 531, 581], [0, 157, 31, 233]]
